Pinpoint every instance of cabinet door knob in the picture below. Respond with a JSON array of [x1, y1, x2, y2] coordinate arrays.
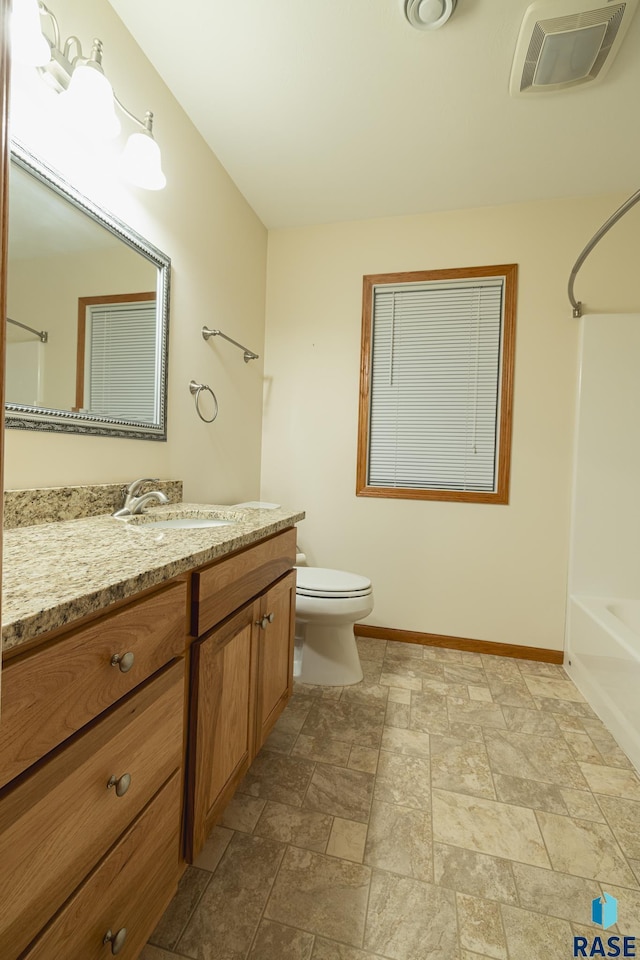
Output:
[[107, 773, 132, 797], [103, 927, 127, 954], [256, 612, 275, 630], [111, 651, 135, 673]]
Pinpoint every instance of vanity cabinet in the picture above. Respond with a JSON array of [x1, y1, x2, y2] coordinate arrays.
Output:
[[187, 530, 296, 860], [0, 521, 298, 956], [0, 582, 188, 960]]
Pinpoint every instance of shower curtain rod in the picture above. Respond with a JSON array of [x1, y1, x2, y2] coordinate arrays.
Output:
[[6, 316, 48, 343], [568, 187, 640, 318]]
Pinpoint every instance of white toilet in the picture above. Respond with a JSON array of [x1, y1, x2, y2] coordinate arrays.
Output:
[[294, 566, 374, 686]]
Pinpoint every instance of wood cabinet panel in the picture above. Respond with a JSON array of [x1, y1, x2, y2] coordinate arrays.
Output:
[[0, 581, 187, 789], [187, 602, 258, 860], [23, 773, 182, 960], [191, 528, 295, 636], [0, 661, 184, 960], [256, 572, 296, 750], [207, 624, 252, 809]]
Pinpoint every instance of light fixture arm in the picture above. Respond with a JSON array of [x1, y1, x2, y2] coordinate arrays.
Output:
[[113, 95, 154, 135], [62, 35, 82, 64], [37, 0, 59, 49]]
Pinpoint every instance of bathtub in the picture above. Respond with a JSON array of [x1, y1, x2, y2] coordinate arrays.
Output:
[[565, 596, 640, 771]]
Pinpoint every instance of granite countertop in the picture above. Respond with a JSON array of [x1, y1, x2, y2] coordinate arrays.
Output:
[[2, 503, 304, 653]]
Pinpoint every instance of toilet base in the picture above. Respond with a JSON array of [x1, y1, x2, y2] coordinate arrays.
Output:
[[299, 622, 364, 686]]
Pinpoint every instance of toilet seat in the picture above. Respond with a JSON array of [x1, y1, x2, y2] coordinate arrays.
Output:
[[295, 567, 372, 599]]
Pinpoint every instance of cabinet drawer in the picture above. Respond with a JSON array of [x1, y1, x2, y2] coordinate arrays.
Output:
[[192, 528, 296, 636], [0, 580, 187, 789], [23, 773, 182, 960], [0, 660, 184, 960]]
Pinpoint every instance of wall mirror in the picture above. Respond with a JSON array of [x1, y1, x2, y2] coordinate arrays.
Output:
[[5, 140, 170, 440]]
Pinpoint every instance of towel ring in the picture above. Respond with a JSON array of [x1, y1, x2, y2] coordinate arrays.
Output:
[[189, 380, 219, 423]]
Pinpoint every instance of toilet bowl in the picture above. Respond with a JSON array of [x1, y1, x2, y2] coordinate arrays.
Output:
[[295, 566, 374, 686]]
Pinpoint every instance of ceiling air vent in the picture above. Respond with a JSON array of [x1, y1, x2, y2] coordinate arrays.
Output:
[[403, 0, 457, 31], [510, 0, 638, 96]]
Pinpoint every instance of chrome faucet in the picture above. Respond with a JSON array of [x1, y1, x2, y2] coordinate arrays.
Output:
[[112, 478, 170, 518]]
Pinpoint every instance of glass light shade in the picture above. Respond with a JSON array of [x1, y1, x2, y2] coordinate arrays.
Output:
[[121, 131, 166, 190], [11, 0, 51, 66], [60, 62, 121, 139]]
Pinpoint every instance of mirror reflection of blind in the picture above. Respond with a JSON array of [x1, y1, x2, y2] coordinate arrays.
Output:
[[87, 300, 157, 423], [368, 278, 504, 492]]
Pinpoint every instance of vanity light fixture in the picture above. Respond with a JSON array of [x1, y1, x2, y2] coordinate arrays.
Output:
[[11, 0, 166, 190]]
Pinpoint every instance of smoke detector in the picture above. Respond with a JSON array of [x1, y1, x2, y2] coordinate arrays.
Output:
[[403, 0, 457, 31], [510, 0, 639, 96]]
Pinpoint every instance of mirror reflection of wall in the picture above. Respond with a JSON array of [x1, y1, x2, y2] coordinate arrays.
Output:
[[7, 159, 158, 417]]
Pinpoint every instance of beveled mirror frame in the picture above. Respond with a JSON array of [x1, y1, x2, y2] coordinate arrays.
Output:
[[6, 139, 171, 440]]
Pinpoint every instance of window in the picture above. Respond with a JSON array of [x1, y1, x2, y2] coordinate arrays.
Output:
[[356, 264, 517, 504], [75, 292, 158, 423]]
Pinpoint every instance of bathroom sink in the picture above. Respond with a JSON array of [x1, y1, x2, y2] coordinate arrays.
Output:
[[132, 517, 235, 530], [117, 505, 246, 531]]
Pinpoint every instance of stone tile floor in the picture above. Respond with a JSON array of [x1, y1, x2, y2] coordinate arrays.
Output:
[[141, 639, 640, 960]]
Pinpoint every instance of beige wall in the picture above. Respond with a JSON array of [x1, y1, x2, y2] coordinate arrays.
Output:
[[261, 196, 640, 650], [6, 0, 267, 504]]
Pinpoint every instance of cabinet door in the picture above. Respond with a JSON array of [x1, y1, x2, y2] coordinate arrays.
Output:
[[187, 602, 259, 860], [255, 571, 296, 751]]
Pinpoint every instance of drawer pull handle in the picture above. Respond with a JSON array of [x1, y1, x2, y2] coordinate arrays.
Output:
[[107, 773, 132, 797], [103, 927, 127, 954], [256, 612, 275, 630], [111, 652, 135, 673]]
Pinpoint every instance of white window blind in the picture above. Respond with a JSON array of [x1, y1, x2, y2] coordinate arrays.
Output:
[[368, 278, 505, 492], [86, 300, 158, 423]]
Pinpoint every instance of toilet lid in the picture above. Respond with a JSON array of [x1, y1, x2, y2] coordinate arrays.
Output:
[[296, 567, 372, 598]]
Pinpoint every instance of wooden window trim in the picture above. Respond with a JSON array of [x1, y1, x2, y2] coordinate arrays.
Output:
[[74, 291, 156, 412], [356, 264, 518, 505]]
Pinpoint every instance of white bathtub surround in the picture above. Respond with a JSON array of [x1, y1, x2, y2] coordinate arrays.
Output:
[[565, 314, 640, 772], [567, 597, 640, 771]]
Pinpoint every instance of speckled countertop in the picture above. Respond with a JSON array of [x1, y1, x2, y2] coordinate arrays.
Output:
[[3, 503, 304, 653]]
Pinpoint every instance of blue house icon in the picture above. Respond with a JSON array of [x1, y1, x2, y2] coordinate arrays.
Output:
[[592, 893, 618, 930]]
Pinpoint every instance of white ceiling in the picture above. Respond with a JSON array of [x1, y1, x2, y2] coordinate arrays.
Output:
[[107, 0, 640, 229]]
